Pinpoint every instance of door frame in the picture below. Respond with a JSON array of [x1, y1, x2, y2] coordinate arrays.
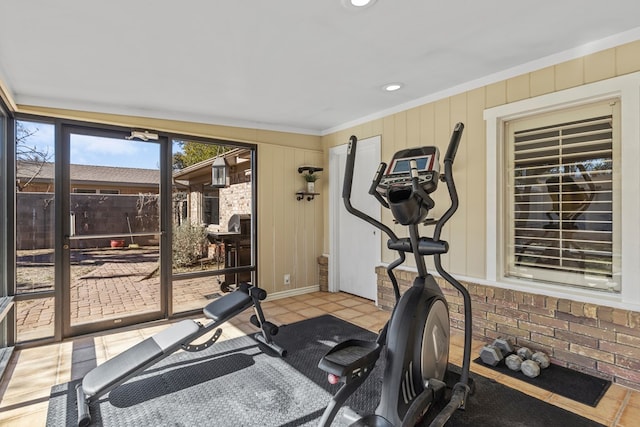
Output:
[[59, 123, 170, 338], [328, 135, 381, 301]]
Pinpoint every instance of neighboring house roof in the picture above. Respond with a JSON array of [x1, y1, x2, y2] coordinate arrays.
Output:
[[16, 161, 159, 187], [172, 148, 250, 181]]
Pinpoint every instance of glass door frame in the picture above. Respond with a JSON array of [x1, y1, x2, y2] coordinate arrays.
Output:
[[59, 123, 172, 338]]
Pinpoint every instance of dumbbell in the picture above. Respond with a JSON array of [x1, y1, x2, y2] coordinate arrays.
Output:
[[479, 338, 514, 366], [522, 351, 550, 378], [504, 346, 533, 372], [506, 347, 550, 378]]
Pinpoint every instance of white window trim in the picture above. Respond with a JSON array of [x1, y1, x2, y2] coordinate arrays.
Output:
[[485, 72, 640, 311]]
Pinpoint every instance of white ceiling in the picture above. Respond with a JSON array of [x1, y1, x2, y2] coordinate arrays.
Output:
[[1, 1, 640, 135]]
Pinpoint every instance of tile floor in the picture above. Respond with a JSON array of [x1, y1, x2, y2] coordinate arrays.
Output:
[[0, 291, 638, 426]]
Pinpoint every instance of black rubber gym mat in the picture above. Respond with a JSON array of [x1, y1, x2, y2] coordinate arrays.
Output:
[[473, 356, 611, 407], [47, 315, 604, 426]]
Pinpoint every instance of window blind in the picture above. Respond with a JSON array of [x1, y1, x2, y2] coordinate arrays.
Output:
[[506, 103, 619, 290]]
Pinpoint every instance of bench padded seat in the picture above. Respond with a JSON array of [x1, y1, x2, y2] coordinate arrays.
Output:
[[82, 319, 200, 397], [204, 290, 253, 321]]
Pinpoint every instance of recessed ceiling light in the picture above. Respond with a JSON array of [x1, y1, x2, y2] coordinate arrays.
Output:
[[342, 0, 377, 10], [383, 83, 403, 92]]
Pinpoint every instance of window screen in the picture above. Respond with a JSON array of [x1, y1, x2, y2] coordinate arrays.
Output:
[[505, 101, 620, 291]]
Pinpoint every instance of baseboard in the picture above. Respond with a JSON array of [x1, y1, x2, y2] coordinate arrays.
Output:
[[267, 285, 320, 301]]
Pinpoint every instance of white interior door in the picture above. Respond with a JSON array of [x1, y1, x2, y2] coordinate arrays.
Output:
[[330, 136, 381, 301]]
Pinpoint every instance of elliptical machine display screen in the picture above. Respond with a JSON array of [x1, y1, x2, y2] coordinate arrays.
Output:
[[389, 155, 434, 174], [377, 146, 440, 197]]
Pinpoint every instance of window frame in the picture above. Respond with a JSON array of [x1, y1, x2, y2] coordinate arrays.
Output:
[[485, 71, 640, 309], [505, 102, 620, 291]]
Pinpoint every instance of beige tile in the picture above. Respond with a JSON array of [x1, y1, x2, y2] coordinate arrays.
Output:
[[280, 301, 311, 312], [618, 401, 640, 427], [627, 390, 640, 408], [288, 294, 317, 303], [273, 312, 306, 325], [303, 297, 333, 307], [0, 384, 52, 407], [2, 291, 636, 427], [349, 314, 382, 330], [335, 297, 369, 308], [447, 344, 464, 366], [0, 401, 48, 427], [316, 302, 344, 313], [369, 320, 387, 333], [321, 292, 350, 302], [602, 383, 629, 403], [263, 305, 291, 316], [371, 310, 391, 322], [298, 306, 328, 319], [332, 308, 363, 321], [547, 393, 620, 425], [350, 302, 380, 314]]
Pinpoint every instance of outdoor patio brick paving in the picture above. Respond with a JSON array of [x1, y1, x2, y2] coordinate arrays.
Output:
[[17, 258, 223, 341]]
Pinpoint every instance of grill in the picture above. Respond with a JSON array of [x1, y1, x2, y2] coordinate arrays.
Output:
[[207, 214, 252, 287]]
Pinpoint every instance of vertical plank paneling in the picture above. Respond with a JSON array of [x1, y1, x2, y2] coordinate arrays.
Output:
[[465, 87, 487, 277], [257, 145, 276, 293], [448, 93, 468, 275], [272, 146, 286, 293], [530, 66, 555, 97], [407, 107, 420, 145], [555, 58, 584, 90], [310, 150, 324, 287], [616, 40, 640, 75], [257, 143, 323, 294], [281, 147, 296, 288], [584, 49, 616, 83], [322, 42, 640, 284], [485, 81, 506, 108], [419, 103, 435, 146], [506, 74, 530, 103]]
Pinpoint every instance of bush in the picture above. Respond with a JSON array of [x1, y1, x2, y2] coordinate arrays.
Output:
[[172, 222, 208, 268]]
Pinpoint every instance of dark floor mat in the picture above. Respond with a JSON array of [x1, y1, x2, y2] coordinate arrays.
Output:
[[48, 314, 604, 426], [473, 356, 611, 407]]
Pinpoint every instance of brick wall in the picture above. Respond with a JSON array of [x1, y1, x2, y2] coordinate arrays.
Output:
[[376, 266, 640, 391], [318, 255, 328, 292]]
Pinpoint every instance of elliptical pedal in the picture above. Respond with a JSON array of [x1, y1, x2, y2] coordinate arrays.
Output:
[[319, 339, 381, 381]]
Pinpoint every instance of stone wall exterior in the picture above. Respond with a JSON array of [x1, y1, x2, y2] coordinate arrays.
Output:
[[376, 266, 640, 391], [218, 182, 252, 230]]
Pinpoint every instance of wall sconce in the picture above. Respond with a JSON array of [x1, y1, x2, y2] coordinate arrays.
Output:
[[211, 156, 228, 188]]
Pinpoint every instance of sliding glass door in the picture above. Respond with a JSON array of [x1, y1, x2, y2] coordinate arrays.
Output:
[[62, 125, 167, 336], [12, 117, 256, 342]]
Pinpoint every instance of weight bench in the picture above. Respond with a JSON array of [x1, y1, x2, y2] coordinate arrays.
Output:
[[76, 283, 286, 427]]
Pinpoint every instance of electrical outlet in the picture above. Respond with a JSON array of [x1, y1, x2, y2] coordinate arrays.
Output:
[[284, 274, 291, 286]]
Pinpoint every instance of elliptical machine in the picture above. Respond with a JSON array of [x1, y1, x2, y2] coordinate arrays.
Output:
[[317, 123, 473, 427]]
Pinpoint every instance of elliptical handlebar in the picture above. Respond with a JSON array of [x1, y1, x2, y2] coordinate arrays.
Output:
[[342, 136, 399, 243], [444, 122, 464, 164], [342, 135, 358, 200], [433, 122, 463, 241]]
